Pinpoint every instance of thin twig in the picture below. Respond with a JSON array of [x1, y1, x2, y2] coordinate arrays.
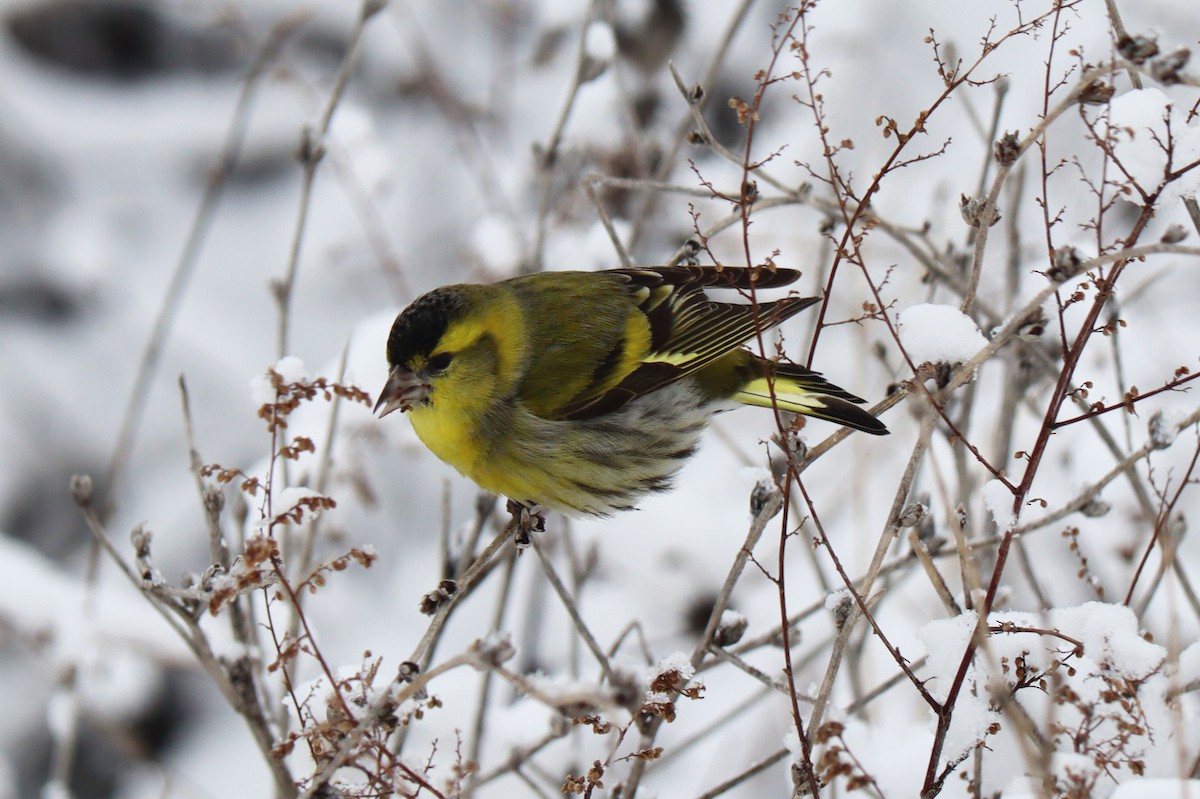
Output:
[[530, 535, 617, 683], [106, 16, 307, 499], [276, 1, 383, 357]]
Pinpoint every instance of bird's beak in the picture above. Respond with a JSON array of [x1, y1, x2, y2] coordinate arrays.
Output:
[[374, 367, 429, 418]]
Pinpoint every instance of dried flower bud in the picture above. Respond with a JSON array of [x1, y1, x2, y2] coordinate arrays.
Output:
[[1078, 79, 1115, 105], [1150, 48, 1191, 85], [830, 592, 854, 631], [131, 524, 152, 559], [750, 478, 782, 519], [1118, 34, 1160, 64], [994, 130, 1021, 166], [1148, 410, 1176, 450], [1047, 245, 1085, 282], [198, 563, 223, 592], [741, 179, 759, 204], [1016, 308, 1048, 340], [1161, 224, 1188, 244], [469, 634, 516, 669], [419, 579, 458, 615], [954, 503, 969, 533], [1080, 497, 1111, 518], [770, 420, 806, 484], [960, 194, 1000, 228], [898, 502, 928, 528], [713, 610, 749, 647], [203, 485, 224, 516], [913, 492, 937, 542], [70, 474, 93, 506], [296, 125, 325, 166], [680, 238, 702, 266], [609, 666, 642, 708]]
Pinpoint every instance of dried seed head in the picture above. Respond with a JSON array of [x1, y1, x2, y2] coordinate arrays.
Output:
[[1080, 497, 1111, 518], [1150, 48, 1191, 85], [1118, 34, 1160, 65], [419, 579, 458, 615], [1078, 79, 1115, 105], [960, 194, 1000, 228], [70, 474, 93, 506], [994, 130, 1021, 166], [1048, 245, 1085, 282], [1016, 308, 1048, 340], [296, 125, 325, 166], [713, 610, 749, 647], [1161, 224, 1188, 244], [750, 477, 782, 518], [468, 634, 516, 669], [830, 592, 854, 631], [1148, 411, 1176, 450], [898, 502, 928, 529]]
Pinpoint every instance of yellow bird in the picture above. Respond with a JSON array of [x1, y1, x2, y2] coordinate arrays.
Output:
[[375, 266, 887, 517]]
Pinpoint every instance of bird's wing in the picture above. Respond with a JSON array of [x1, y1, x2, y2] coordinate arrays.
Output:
[[553, 266, 818, 421]]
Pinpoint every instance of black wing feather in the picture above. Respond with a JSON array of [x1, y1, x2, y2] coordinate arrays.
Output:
[[558, 266, 817, 420]]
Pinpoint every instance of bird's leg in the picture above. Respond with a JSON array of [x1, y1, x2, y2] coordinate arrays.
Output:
[[505, 498, 546, 547]]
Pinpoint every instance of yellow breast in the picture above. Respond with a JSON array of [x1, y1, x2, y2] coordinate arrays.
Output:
[[409, 400, 545, 503], [408, 403, 483, 481]]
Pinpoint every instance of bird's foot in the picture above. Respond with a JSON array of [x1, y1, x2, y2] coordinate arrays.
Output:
[[506, 499, 546, 548]]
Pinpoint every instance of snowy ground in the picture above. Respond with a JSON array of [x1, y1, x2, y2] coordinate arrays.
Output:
[[1, 0, 1200, 797]]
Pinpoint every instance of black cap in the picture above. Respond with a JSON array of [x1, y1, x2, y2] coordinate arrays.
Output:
[[386, 286, 468, 368]]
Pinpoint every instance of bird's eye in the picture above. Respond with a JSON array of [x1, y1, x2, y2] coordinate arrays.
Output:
[[427, 352, 453, 373]]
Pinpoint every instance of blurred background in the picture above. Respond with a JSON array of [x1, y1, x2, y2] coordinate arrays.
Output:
[[1, 0, 1198, 797]]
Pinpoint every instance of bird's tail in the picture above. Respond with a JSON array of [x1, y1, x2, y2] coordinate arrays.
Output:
[[733, 359, 889, 435]]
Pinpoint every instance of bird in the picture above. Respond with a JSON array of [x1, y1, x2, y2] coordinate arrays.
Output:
[[374, 266, 887, 518]]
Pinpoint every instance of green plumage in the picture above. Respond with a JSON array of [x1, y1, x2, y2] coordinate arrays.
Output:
[[377, 265, 888, 516]]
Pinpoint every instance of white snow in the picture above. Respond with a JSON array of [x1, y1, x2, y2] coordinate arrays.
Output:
[[917, 611, 979, 703], [0, 534, 186, 666], [44, 690, 76, 740], [1049, 602, 1164, 680], [982, 478, 1016, 532], [584, 20, 617, 63], [1105, 89, 1200, 204], [1051, 750, 1100, 786], [719, 608, 747, 628], [3, 1, 1199, 797], [250, 356, 311, 404], [1111, 779, 1200, 799], [897, 303, 988, 365], [468, 214, 524, 275], [647, 650, 695, 684], [824, 587, 851, 612], [1179, 640, 1200, 686]]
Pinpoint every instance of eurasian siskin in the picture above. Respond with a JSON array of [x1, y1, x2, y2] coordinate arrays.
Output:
[[375, 266, 887, 517]]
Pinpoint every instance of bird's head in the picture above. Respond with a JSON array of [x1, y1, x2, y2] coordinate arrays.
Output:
[[374, 284, 523, 419]]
